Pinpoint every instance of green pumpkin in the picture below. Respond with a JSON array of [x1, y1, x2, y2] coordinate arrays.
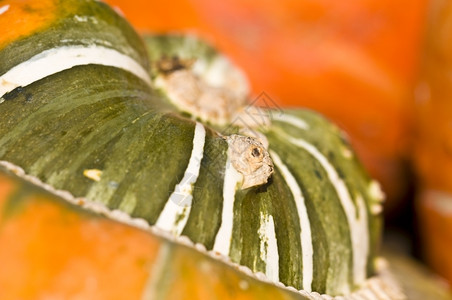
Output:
[[0, 0, 385, 297]]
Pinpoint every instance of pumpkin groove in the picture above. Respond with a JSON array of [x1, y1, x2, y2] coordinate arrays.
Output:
[[0, 0, 388, 297]]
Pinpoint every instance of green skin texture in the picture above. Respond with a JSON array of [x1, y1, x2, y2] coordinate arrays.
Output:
[[0, 0, 381, 295]]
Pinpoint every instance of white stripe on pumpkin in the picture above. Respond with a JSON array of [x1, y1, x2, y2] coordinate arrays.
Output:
[[271, 113, 309, 130], [258, 212, 280, 283], [0, 4, 10, 15], [284, 135, 369, 286], [0, 45, 151, 98], [270, 150, 313, 292], [212, 155, 242, 255], [141, 243, 172, 300], [155, 122, 206, 236]]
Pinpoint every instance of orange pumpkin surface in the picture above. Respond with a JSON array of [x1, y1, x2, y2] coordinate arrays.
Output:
[[0, 168, 308, 300], [105, 0, 428, 209]]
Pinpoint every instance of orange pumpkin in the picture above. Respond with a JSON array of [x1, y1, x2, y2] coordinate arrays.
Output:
[[105, 0, 429, 210], [0, 163, 449, 299], [0, 165, 312, 300]]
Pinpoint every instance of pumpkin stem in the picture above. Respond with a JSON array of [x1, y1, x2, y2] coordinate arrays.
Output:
[[225, 134, 274, 189]]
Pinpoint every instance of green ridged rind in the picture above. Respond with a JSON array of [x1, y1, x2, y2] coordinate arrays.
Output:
[[0, 64, 229, 228], [231, 173, 306, 289], [0, 0, 149, 76], [267, 109, 382, 292], [182, 130, 228, 249], [0, 66, 379, 295]]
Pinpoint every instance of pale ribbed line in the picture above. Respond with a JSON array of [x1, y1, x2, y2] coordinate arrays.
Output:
[[0, 4, 9, 15], [368, 279, 392, 300], [258, 212, 279, 282], [0, 45, 151, 98], [141, 243, 172, 300], [354, 288, 379, 300], [271, 113, 309, 130], [285, 135, 369, 286], [155, 122, 206, 236], [212, 156, 242, 255], [270, 150, 313, 292]]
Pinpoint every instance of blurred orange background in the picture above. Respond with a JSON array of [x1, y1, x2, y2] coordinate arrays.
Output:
[[105, 0, 429, 212]]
